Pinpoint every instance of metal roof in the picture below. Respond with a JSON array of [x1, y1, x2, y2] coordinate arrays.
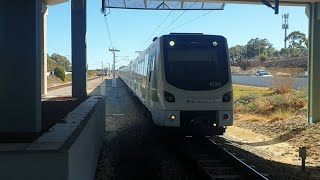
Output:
[[42, 0, 69, 6], [104, 0, 320, 11], [105, 0, 225, 10], [102, 0, 320, 15], [207, 0, 319, 6]]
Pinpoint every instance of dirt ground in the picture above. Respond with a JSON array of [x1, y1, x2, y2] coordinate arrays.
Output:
[[225, 91, 320, 179], [47, 75, 64, 87], [42, 97, 85, 131]]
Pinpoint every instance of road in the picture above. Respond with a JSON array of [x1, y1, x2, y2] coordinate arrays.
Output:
[[232, 75, 308, 89]]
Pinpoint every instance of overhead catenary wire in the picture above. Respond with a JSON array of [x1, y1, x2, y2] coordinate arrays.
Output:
[[136, 2, 180, 50], [167, 10, 215, 32], [103, 14, 113, 48], [101, 8, 114, 72], [156, 0, 199, 37]]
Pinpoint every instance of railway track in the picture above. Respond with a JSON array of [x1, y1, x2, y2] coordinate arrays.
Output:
[[47, 76, 102, 91], [174, 136, 269, 180]]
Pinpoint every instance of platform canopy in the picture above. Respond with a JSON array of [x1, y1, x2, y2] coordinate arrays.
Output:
[[42, 0, 69, 6], [105, 0, 225, 10], [104, 0, 320, 11]]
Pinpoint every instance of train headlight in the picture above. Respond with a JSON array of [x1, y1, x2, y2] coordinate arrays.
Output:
[[223, 114, 230, 120], [170, 114, 176, 120], [169, 41, 175, 46], [164, 91, 175, 103], [222, 92, 232, 102], [212, 41, 218, 46]]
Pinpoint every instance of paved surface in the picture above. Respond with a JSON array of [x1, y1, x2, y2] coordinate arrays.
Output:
[[94, 79, 193, 180], [232, 75, 308, 89], [46, 76, 109, 97]]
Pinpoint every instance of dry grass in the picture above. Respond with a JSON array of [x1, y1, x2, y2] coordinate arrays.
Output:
[[269, 110, 295, 122], [253, 98, 273, 115], [233, 85, 273, 99], [236, 114, 269, 123], [271, 76, 295, 94], [234, 85, 307, 122], [47, 75, 63, 87]]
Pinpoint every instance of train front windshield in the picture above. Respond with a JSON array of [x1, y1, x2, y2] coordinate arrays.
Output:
[[163, 35, 230, 91]]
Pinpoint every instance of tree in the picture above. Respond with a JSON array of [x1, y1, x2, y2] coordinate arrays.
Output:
[[259, 55, 268, 63], [47, 55, 57, 72], [51, 53, 71, 71], [245, 38, 274, 59], [272, 50, 280, 59], [305, 38, 309, 48], [54, 66, 66, 81], [286, 31, 307, 49], [229, 45, 246, 66]]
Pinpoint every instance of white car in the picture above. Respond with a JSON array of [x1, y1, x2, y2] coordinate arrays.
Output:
[[258, 71, 273, 77], [255, 70, 266, 76]]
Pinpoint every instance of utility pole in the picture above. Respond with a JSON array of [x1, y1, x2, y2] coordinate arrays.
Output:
[[282, 13, 289, 49], [106, 62, 111, 76], [101, 61, 104, 81], [109, 47, 120, 79]]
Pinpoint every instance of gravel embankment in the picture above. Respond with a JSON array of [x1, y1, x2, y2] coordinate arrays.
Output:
[[213, 116, 320, 180]]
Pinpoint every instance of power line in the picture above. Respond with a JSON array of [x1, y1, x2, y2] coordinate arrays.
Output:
[[137, 2, 180, 50], [157, 0, 199, 36], [168, 10, 214, 32], [104, 15, 113, 48]]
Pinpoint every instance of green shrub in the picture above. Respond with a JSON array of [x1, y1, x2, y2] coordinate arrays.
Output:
[[268, 93, 306, 112], [259, 55, 268, 63], [239, 61, 250, 70], [235, 94, 257, 105], [54, 66, 66, 82], [234, 95, 258, 113]]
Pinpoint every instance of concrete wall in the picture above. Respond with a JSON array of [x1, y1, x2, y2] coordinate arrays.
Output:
[[232, 75, 308, 89], [0, 96, 106, 180], [0, 152, 67, 180], [68, 96, 106, 180]]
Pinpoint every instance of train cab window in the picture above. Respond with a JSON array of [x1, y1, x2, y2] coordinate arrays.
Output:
[[163, 36, 229, 91]]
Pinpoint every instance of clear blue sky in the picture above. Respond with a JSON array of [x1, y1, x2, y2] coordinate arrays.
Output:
[[47, 1, 308, 70]]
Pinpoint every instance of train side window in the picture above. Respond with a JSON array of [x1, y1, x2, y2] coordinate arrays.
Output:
[[144, 53, 149, 76], [151, 50, 157, 89]]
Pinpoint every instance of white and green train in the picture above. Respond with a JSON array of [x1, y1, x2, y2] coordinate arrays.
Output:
[[118, 33, 233, 135]]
